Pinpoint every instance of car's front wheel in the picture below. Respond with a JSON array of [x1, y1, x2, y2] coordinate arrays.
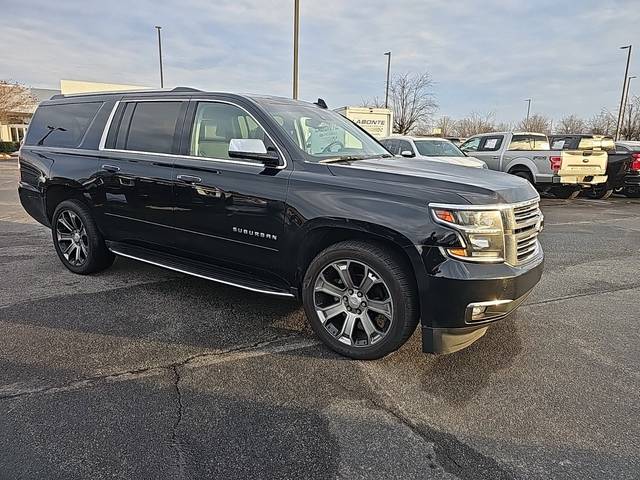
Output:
[[52, 199, 115, 274], [302, 240, 419, 360]]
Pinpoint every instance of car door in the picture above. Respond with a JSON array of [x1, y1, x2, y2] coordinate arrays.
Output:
[[171, 98, 292, 276], [475, 135, 505, 170], [94, 98, 188, 249]]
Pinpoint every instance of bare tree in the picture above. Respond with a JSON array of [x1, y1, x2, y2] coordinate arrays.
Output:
[[495, 121, 514, 133], [386, 72, 437, 134], [517, 114, 552, 134], [0, 81, 36, 123], [432, 116, 457, 137], [556, 114, 587, 134], [620, 95, 640, 140], [588, 109, 617, 136], [455, 112, 496, 137]]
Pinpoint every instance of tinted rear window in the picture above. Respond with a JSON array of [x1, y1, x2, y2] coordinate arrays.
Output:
[[508, 135, 550, 151], [124, 101, 183, 154], [24, 102, 102, 148]]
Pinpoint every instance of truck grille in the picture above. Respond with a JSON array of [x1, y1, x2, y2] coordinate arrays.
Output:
[[506, 200, 543, 265]]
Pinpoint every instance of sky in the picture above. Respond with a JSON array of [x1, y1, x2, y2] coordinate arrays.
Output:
[[2, 0, 639, 124]]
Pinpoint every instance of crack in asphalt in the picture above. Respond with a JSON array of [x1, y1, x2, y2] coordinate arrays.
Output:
[[357, 366, 516, 480], [171, 365, 187, 480], [0, 333, 307, 401]]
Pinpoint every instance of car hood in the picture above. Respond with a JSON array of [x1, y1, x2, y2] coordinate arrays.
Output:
[[327, 156, 538, 205], [417, 155, 486, 168]]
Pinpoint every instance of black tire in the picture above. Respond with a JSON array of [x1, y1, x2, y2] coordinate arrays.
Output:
[[302, 240, 419, 360], [584, 183, 614, 199], [624, 187, 640, 198], [549, 186, 581, 199], [510, 169, 533, 185], [51, 199, 115, 274]]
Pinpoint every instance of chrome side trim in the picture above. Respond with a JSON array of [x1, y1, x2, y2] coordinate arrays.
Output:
[[97, 98, 288, 170], [109, 248, 295, 298]]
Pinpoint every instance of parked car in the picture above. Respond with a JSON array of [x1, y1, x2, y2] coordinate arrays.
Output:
[[615, 141, 640, 198], [445, 137, 466, 146], [460, 132, 608, 199], [549, 134, 632, 199], [380, 136, 487, 169], [18, 87, 544, 359]]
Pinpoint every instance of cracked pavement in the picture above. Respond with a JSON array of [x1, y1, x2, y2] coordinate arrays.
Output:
[[1, 160, 639, 479]]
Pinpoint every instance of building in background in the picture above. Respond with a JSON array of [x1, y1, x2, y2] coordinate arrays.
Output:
[[0, 80, 150, 144]]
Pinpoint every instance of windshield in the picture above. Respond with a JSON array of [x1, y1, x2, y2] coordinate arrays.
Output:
[[414, 139, 465, 157], [252, 98, 389, 162]]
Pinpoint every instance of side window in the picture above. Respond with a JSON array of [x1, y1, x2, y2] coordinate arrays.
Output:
[[508, 135, 550, 151], [122, 101, 184, 154], [398, 140, 414, 155], [189, 102, 270, 160], [24, 102, 102, 148], [479, 136, 503, 151], [460, 137, 481, 152], [550, 138, 568, 150], [386, 139, 400, 154]]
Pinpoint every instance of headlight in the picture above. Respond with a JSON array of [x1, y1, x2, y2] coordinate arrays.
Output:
[[431, 206, 505, 262]]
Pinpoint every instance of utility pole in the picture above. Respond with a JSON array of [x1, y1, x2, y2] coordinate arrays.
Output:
[[292, 0, 300, 99], [384, 51, 392, 108], [155, 26, 164, 88], [620, 75, 636, 139], [525, 98, 532, 126], [615, 45, 632, 140]]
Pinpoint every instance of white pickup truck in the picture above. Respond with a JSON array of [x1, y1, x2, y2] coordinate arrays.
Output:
[[460, 132, 608, 198]]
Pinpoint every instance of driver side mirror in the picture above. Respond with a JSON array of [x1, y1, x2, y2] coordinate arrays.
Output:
[[229, 139, 280, 168], [400, 150, 415, 158]]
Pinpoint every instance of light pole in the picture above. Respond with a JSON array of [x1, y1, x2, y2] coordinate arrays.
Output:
[[384, 51, 391, 108], [292, 0, 300, 99], [524, 98, 532, 125], [620, 75, 636, 139], [615, 45, 632, 140], [155, 26, 164, 88]]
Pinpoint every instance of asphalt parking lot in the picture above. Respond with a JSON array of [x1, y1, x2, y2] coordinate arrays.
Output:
[[1, 159, 639, 480]]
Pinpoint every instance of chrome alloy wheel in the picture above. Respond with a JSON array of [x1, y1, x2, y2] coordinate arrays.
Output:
[[56, 209, 89, 266], [313, 260, 393, 347]]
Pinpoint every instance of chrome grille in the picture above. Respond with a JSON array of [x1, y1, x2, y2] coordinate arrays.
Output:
[[505, 200, 543, 265]]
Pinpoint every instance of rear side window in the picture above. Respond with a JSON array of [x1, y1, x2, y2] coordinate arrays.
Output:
[[24, 102, 102, 148], [479, 136, 503, 151], [122, 101, 184, 154], [508, 135, 550, 151], [381, 139, 399, 154]]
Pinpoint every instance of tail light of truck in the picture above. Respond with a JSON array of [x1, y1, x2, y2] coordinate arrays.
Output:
[[549, 156, 562, 173], [631, 153, 640, 171]]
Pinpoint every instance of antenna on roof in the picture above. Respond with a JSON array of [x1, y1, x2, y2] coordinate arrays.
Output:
[[314, 98, 328, 109]]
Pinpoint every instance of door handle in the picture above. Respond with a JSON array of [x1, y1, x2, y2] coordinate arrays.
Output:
[[176, 174, 202, 184], [492, 156, 500, 160], [101, 164, 120, 172]]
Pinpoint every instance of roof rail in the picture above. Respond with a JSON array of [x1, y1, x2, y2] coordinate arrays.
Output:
[[171, 87, 202, 92], [48, 86, 202, 100]]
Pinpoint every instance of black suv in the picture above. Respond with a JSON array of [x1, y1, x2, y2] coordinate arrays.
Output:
[[18, 88, 544, 359]]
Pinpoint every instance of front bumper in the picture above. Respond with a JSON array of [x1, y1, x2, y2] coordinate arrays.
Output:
[[419, 248, 544, 354]]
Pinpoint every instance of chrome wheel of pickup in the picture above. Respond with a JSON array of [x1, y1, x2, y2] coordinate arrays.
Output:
[[313, 259, 393, 347], [56, 209, 88, 266]]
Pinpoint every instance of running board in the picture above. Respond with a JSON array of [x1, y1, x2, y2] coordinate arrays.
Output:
[[106, 242, 294, 298]]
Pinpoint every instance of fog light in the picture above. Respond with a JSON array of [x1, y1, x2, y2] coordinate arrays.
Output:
[[472, 305, 487, 318]]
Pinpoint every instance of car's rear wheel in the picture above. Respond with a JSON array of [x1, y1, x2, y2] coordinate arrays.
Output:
[[584, 183, 614, 199], [52, 199, 115, 274], [510, 169, 533, 185], [549, 186, 581, 199], [302, 240, 419, 360]]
